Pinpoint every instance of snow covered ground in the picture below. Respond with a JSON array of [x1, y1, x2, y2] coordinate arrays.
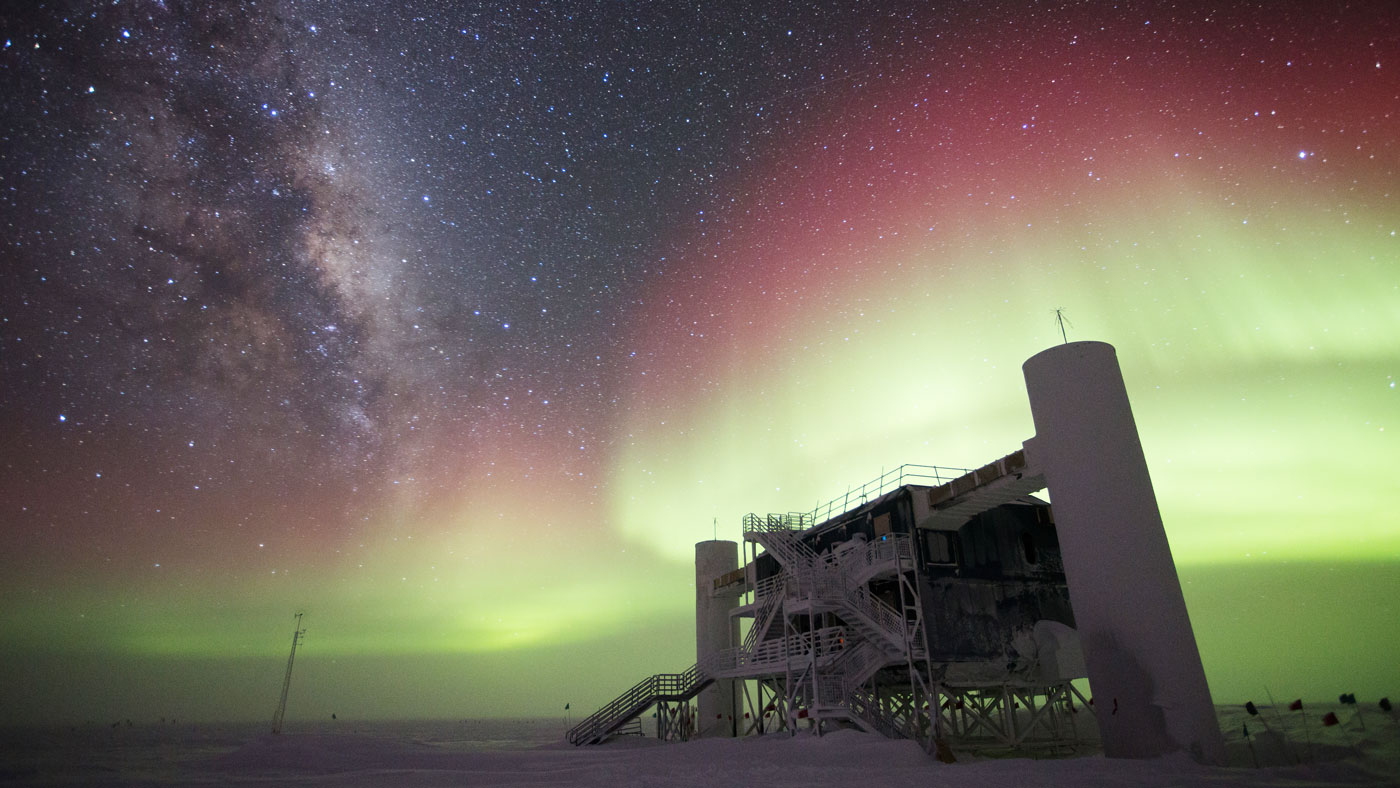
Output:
[[2, 705, 1395, 786]]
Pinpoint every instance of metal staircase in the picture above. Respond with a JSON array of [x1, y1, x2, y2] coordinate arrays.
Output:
[[844, 535, 915, 586], [845, 684, 915, 739], [569, 626, 855, 746], [708, 625, 851, 677], [569, 513, 928, 747], [735, 513, 934, 742], [832, 638, 891, 693], [743, 514, 824, 571], [745, 517, 912, 656], [566, 663, 712, 745], [805, 636, 917, 737], [742, 575, 786, 654], [830, 574, 912, 655]]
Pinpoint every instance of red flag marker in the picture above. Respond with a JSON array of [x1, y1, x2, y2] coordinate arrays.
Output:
[[1321, 712, 1340, 727], [1289, 699, 1304, 711]]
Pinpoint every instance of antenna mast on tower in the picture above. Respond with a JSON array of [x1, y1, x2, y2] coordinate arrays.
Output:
[[271, 612, 305, 734], [1053, 308, 1072, 344]]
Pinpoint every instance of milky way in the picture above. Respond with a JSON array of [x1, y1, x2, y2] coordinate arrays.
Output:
[[1, 1, 1396, 722]]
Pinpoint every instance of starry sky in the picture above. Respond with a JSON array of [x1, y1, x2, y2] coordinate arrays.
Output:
[[1, 1, 1396, 724]]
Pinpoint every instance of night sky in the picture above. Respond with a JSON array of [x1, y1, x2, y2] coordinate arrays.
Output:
[[2, 1, 1396, 724]]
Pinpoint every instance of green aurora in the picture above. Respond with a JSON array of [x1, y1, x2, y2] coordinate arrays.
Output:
[[1, 2, 1396, 725]]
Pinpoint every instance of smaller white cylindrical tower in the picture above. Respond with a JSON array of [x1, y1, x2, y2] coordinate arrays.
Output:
[[1023, 341, 1224, 764], [695, 540, 739, 738]]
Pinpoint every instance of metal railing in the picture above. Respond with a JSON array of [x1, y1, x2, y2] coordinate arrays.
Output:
[[863, 534, 914, 566], [567, 662, 711, 746], [742, 588, 784, 654], [841, 534, 914, 585], [834, 579, 907, 649], [746, 528, 909, 652], [804, 464, 968, 527], [801, 640, 912, 739], [816, 671, 845, 705], [708, 626, 851, 677], [720, 626, 850, 674], [742, 463, 969, 545], [745, 524, 825, 574], [728, 497, 937, 741], [814, 640, 886, 705], [742, 512, 813, 534], [836, 639, 887, 697], [752, 571, 787, 601], [750, 529, 912, 660]]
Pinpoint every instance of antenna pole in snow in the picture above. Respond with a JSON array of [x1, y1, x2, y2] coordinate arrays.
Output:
[[1263, 686, 1300, 763], [272, 612, 305, 734]]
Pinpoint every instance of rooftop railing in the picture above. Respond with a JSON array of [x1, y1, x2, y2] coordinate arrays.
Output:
[[806, 463, 968, 527], [745, 464, 970, 539]]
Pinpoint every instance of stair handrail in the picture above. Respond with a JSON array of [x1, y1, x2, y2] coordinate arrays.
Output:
[[568, 661, 712, 745], [841, 533, 913, 581], [837, 638, 887, 695], [753, 526, 833, 575], [714, 625, 851, 676], [842, 579, 904, 637], [749, 528, 908, 652], [742, 586, 784, 654], [752, 571, 787, 600], [567, 673, 656, 745]]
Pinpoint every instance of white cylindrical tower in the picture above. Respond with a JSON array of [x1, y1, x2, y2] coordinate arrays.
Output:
[[1023, 341, 1224, 764], [695, 540, 739, 738]]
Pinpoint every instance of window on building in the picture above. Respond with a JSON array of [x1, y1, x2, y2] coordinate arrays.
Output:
[[1021, 532, 1038, 565], [924, 531, 957, 565], [970, 526, 998, 566]]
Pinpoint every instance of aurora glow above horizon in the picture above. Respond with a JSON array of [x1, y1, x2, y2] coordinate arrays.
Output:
[[0, 2, 1396, 723]]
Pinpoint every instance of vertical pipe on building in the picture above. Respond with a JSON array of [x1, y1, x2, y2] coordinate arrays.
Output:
[[1023, 341, 1224, 764], [695, 540, 739, 738]]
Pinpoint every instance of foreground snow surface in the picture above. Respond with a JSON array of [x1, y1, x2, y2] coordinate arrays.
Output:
[[3, 707, 1397, 787]]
